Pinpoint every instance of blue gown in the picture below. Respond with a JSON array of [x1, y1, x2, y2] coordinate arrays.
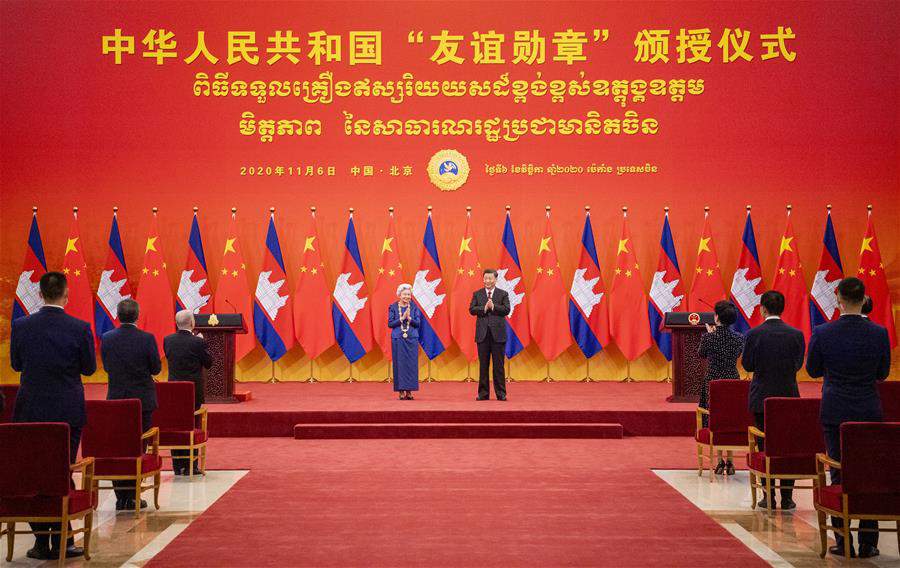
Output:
[[388, 302, 420, 392]]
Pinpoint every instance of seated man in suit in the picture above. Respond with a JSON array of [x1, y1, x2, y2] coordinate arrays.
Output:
[[100, 298, 161, 510], [163, 310, 212, 475], [10, 271, 96, 560], [807, 277, 891, 559], [741, 290, 805, 510]]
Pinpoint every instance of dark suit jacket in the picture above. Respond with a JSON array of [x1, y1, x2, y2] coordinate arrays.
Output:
[[101, 324, 161, 412], [742, 318, 805, 413], [469, 288, 510, 343], [807, 314, 891, 425], [10, 306, 97, 427], [163, 330, 213, 408]]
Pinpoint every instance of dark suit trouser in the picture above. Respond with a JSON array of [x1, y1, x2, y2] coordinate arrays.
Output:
[[753, 413, 794, 501], [172, 402, 201, 472], [31, 427, 81, 549], [114, 410, 154, 502], [823, 423, 878, 548], [477, 333, 506, 399]]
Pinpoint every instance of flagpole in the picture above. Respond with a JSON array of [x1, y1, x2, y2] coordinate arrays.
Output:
[[658, 204, 674, 384], [622, 360, 635, 382], [581, 357, 593, 382], [540, 205, 555, 383]]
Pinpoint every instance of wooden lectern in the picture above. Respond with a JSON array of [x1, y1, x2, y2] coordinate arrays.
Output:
[[663, 311, 715, 402], [194, 313, 247, 404]]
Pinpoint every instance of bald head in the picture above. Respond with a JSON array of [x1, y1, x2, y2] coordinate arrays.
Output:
[[175, 310, 195, 331]]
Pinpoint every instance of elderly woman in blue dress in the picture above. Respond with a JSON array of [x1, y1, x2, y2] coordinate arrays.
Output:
[[388, 283, 421, 400]]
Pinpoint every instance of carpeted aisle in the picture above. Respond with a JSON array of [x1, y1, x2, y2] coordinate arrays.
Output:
[[147, 438, 767, 567]]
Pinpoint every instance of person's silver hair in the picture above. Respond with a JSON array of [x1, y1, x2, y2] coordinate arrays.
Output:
[[175, 309, 195, 331], [396, 283, 412, 296]]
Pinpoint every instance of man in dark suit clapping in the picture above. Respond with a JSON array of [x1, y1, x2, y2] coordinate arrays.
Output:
[[163, 310, 212, 475], [469, 269, 511, 401], [10, 272, 96, 560], [100, 298, 161, 510], [742, 290, 806, 510], [807, 277, 891, 559]]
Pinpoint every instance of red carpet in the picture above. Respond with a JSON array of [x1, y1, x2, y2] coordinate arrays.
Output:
[[147, 437, 767, 567]]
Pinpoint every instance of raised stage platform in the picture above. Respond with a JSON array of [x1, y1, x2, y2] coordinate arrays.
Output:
[[85, 381, 824, 438]]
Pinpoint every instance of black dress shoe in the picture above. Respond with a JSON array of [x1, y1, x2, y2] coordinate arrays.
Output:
[[828, 544, 856, 557], [714, 460, 726, 475], [725, 461, 735, 476], [57, 545, 85, 559], [26, 546, 53, 560], [115, 498, 128, 510], [476, 396, 488, 401], [757, 497, 773, 509], [497, 396, 507, 401], [858, 544, 879, 558], [123, 498, 148, 510], [780, 499, 796, 510]]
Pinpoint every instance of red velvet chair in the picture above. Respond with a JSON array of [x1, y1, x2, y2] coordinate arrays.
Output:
[[878, 381, 900, 422], [695, 379, 753, 481], [82, 399, 162, 516], [747, 397, 824, 513], [814, 422, 900, 559], [154, 382, 208, 477], [0, 422, 95, 566], [0, 385, 18, 423]]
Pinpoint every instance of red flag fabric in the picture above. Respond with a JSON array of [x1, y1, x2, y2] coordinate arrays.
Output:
[[687, 210, 726, 311], [136, 211, 174, 358], [62, 210, 96, 338], [370, 210, 405, 360], [293, 209, 335, 359], [858, 209, 897, 347], [609, 210, 653, 361], [527, 210, 572, 361], [213, 211, 256, 362], [772, 209, 811, 341], [450, 209, 482, 362]]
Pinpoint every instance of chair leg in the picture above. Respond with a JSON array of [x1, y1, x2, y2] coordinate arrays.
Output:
[[708, 446, 715, 483], [189, 449, 194, 477], [696, 444, 703, 477], [749, 472, 757, 509], [842, 521, 851, 560], [817, 510, 827, 558], [201, 445, 207, 473], [154, 473, 161, 510], [134, 479, 141, 517], [83, 513, 93, 561], [765, 476, 773, 514], [58, 522, 68, 567], [5, 522, 14, 562]]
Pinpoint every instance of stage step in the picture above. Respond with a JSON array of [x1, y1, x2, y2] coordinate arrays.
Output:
[[293, 422, 624, 439]]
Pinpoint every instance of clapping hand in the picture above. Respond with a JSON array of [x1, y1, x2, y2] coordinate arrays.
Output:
[[484, 298, 494, 312], [704, 323, 715, 333]]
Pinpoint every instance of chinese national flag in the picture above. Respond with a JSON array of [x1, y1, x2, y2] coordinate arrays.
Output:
[[450, 209, 482, 362], [858, 209, 897, 347], [687, 211, 726, 311], [528, 211, 572, 361], [773, 211, 811, 342], [213, 211, 256, 362], [370, 210, 405, 360], [609, 211, 653, 361], [293, 209, 335, 360], [136, 211, 174, 358], [62, 210, 96, 339]]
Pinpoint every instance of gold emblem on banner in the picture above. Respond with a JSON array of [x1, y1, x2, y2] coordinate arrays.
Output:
[[208, 314, 220, 326], [427, 149, 469, 191]]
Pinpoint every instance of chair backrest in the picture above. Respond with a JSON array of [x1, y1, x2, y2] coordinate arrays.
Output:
[[878, 381, 900, 422], [154, 381, 196, 431], [840, 422, 900, 495], [0, 422, 71, 498], [82, 399, 143, 459], [708, 379, 753, 433], [0, 385, 18, 423], [763, 397, 824, 457]]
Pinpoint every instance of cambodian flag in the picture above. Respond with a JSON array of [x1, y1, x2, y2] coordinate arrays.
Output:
[[648, 211, 684, 360], [497, 210, 530, 358], [13, 210, 47, 322], [730, 209, 765, 332], [254, 212, 294, 361], [332, 212, 374, 362], [94, 209, 132, 339], [809, 208, 843, 328], [176, 211, 213, 314], [413, 212, 451, 359], [569, 210, 610, 358]]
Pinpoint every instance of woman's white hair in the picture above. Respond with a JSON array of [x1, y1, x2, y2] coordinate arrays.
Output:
[[396, 283, 413, 296]]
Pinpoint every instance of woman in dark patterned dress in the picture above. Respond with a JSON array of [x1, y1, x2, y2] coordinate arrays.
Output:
[[698, 300, 744, 475]]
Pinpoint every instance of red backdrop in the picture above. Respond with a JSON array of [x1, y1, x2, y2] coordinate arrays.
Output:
[[1, 1, 897, 382]]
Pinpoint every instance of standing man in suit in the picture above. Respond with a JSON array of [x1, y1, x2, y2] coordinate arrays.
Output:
[[10, 272, 96, 560], [469, 269, 511, 401], [741, 290, 806, 509], [163, 310, 212, 475], [807, 277, 891, 559], [100, 298, 160, 510]]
